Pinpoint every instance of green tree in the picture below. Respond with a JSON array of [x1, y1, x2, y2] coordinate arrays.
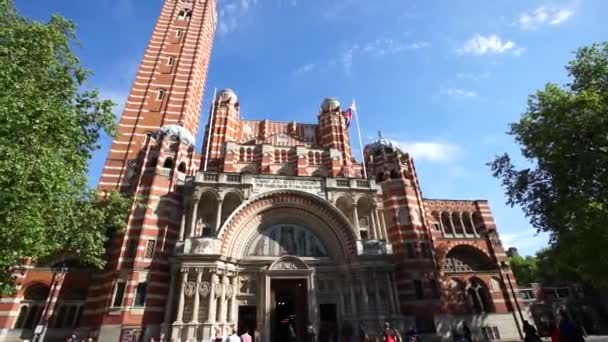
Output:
[[509, 255, 539, 286], [489, 42, 608, 287], [0, 0, 130, 293]]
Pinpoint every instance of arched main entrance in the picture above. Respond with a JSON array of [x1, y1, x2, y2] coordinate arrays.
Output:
[[170, 190, 402, 342], [216, 190, 358, 342]]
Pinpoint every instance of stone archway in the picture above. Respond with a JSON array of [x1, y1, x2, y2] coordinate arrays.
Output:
[[218, 190, 358, 261]]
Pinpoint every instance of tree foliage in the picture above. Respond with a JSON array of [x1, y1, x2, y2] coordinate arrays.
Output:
[[489, 42, 608, 287], [0, 0, 130, 293], [509, 255, 539, 286]]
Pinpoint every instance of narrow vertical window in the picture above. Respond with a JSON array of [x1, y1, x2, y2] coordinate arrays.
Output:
[[125, 239, 137, 258], [414, 280, 424, 300], [112, 281, 126, 307], [406, 243, 416, 258], [167, 56, 175, 66], [176, 29, 183, 37], [144, 239, 156, 259], [134, 282, 147, 307], [157, 89, 166, 100]]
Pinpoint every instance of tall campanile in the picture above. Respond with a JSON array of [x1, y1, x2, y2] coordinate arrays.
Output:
[[89, 1, 217, 340], [98, 0, 216, 192]]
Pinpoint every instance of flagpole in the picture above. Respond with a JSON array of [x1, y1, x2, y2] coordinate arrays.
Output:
[[203, 88, 217, 172], [352, 99, 368, 179]]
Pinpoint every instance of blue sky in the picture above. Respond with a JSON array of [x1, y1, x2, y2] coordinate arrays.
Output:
[[16, 0, 608, 256]]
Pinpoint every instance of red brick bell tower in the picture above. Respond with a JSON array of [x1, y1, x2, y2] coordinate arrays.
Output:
[[88, 0, 217, 340], [98, 0, 217, 193]]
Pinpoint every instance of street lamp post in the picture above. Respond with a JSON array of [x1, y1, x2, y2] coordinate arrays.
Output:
[[501, 261, 525, 322], [499, 261, 524, 339], [35, 265, 68, 342]]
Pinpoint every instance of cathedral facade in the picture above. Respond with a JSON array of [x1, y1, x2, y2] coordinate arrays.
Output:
[[0, 1, 525, 341]]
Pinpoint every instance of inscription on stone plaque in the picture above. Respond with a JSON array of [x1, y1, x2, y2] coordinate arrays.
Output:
[[252, 177, 323, 196]]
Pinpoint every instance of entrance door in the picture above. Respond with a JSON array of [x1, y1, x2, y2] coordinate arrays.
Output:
[[271, 279, 307, 342], [238, 305, 257, 335], [319, 304, 337, 342]]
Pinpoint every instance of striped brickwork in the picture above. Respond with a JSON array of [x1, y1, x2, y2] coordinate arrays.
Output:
[[99, 0, 216, 193]]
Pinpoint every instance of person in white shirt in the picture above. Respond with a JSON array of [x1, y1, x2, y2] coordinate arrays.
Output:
[[228, 329, 241, 342]]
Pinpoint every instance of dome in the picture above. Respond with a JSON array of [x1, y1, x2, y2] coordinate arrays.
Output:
[[155, 124, 195, 147], [217, 88, 238, 103], [320, 97, 340, 112], [364, 132, 402, 155]]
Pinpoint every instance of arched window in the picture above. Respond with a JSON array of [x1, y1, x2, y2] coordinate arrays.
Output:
[[441, 245, 495, 273], [163, 157, 173, 169], [156, 88, 166, 101], [246, 148, 253, 161], [314, 152, 321, 165], [462, 211, 475, 235], [177, 162, 186, 173], [240, 148, 246, 162], [177, 8, 192, 20], [452, 211, 464, 235], [390, 169, 400, 179], [468, 278, 493, 313], [308, 151, 314, 165], [441, 211, 453, 235], [281, 150, 288, 163]]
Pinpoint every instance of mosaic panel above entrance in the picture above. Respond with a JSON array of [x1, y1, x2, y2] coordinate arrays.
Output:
[[246, 224, 328, 257]]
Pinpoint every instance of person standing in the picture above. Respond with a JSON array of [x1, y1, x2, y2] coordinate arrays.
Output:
[[240, 329, 252, 342], [228, 329, 241, 342], [461, 322, 472, 342], [383, 323, 395, 342], [523, 320, 541, 342]]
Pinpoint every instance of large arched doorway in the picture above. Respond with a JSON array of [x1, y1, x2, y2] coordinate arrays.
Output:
[[217, 190, 358, 342]]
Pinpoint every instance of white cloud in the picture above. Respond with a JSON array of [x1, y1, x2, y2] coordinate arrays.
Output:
[[457, 34, 523, 56], [439, 87, 478, 99], [392, 140, 462, 163], [500, 231, 549, 255], [293, 63, 315, 75], [340, 38, 430, 75], [218, 0, 258, 35], [456, 72, 490, 81], [362, 39, 431, 56], [341, 45, 357, 76], [100, 89, 128, 118], [519, 6, 574, 30]]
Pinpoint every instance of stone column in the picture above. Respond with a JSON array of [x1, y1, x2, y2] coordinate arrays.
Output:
[[192, 269, 203, 323], [381, 209, 390, 241], [179, 210, 187, 241], [448, 212, 456, 237], [219, 274, 228, 322], [459, 212, 468, 238], [338, 278, 346, 318], [370, 209, 379, 240], [229, 274, 238, 323], [390, 273, 400, 314], [469, 214, 478, 237], [360, 273, 369, 313], [349, 275, 358, 317], [163, 268, 178, 324], [207, 272, 218, 323], [189, 199, 199, 238], [385, 272, 396, 315], [214, 199, 223, 235], [373, 272, 381, 312], [175, 271, 187, 323], [352, 204, 362, 239], [374, 209, 384, 240]]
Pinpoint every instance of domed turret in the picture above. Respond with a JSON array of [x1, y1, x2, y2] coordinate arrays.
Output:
[[155, 124, 195, 147], [320, 97, 340, 112], [217, 88, 238, 103], [364, 131, 402, 156]]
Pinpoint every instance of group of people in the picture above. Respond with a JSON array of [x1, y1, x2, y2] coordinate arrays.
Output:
[[526, 310, 586, 342]]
